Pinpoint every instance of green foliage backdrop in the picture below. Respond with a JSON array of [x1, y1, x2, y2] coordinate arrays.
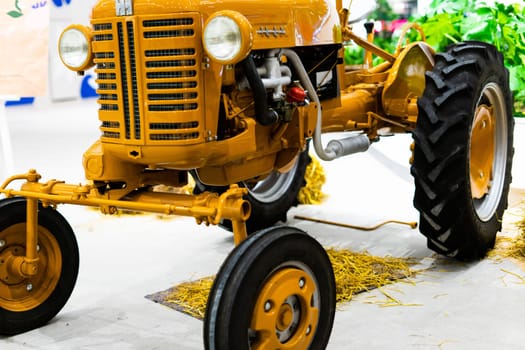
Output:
[[344, 0, 525, 116], [413, 0, 525, 116]]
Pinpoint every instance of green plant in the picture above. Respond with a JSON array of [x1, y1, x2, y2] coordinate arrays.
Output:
[[345, 0, 525, 115], [7, 0, 23, 18], [412, 0, 525, 116]]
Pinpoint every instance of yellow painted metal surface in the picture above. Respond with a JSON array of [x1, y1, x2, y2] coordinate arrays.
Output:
[[77, 0, 436, 189], [93, 0, 341, 47], [0, 223, 62, 312], [251, 268, 318, 349], [470, 105, 496, 199], [30, 1, 438, 247], [0, 170, 250, 245], [382, 42, 435, 119]]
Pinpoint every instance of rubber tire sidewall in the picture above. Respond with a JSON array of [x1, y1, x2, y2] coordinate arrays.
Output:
[[204, 226, 336, 350], [0, 198, 79, 335], [412, 41, 514, 259]]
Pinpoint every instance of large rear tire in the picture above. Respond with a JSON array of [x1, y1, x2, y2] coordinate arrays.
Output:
[[411, 41, 514, 260]]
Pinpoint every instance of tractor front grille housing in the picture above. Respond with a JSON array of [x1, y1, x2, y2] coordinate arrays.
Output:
[[92, 13, 204, 145]]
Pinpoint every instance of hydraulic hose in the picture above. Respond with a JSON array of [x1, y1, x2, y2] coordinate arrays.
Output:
[[241, 56, 279, 126]]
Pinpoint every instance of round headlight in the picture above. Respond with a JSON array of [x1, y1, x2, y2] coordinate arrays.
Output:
[[203, 11, 252, 64], [59, 25, 93, 71]]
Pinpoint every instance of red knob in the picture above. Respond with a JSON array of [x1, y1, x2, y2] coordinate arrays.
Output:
[[286, 86, 306, 103]]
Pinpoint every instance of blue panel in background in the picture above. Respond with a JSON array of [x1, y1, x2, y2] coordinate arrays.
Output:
[[81, 74, 99, 99], [52, 0, 72, 7], [4, 97, 35, 107]]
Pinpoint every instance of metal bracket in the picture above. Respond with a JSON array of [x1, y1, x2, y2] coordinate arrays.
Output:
[[116, 0, 133, 16]]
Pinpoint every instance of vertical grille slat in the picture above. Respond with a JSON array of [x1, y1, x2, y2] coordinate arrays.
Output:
[[117, 22, 131, 139], [93, 14, 203, 145], [127, 21, 141, 140]]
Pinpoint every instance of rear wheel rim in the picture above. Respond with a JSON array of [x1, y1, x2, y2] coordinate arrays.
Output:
[[469, 82, 508, 221], [0, 223, 62, 312], [244, 161, 299, 204]]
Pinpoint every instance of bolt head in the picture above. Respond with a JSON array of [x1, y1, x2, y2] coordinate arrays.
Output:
[[264, 301, 272, 312], [26, 283, 33, 292]]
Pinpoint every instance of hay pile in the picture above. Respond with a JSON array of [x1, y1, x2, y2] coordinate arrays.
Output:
[[491, 215, 525, 260], [488, 193, 525, 261], [162, 277, 214, 319], [156, 248, 415, 319], [297, 156, 326, 204], [506, 217, 525, 258], [327, 249, 415, 304]]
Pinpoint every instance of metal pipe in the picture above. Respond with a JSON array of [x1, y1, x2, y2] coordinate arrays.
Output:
[[281, 49, 371, 160], [241, 56, 279, 125], [280, 49, 337, 160], [326, 134, 370, 158]]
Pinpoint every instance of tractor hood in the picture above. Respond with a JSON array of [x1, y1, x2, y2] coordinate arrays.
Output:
[[92, 0, 342, 46]]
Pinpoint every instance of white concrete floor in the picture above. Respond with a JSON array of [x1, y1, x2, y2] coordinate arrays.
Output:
[[1, 99, 525, 349]]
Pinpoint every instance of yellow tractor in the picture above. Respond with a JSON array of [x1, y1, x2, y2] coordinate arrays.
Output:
[[0, 0, 514, 348]]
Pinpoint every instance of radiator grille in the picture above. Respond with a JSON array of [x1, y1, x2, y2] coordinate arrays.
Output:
[[92, 13, 203, 146]]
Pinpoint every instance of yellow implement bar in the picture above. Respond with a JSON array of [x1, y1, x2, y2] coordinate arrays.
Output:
[[1, 170, 251, 246]]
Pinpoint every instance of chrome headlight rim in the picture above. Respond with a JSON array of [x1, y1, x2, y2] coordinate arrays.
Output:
[[203, 10, 253, 65], [58, 25, 93, 72]]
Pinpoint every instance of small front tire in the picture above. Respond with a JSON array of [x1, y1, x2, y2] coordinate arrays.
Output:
[[204, 226, 335, 350], [0, 198, 79, 335]]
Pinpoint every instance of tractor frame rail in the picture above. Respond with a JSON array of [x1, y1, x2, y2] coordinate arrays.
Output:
[[0, 169, 251, 278]]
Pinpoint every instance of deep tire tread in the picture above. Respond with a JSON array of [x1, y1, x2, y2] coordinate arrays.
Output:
[[411, 41, 514, 260]]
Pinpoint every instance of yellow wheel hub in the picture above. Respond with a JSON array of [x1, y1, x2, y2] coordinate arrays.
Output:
[[470, 104, 495, 199], [276, 303, 294, 331], [0, 223, 62, 312], [251, 267, 319, 350]]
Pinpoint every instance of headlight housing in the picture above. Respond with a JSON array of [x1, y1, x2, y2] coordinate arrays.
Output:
[[203, 11, 253, 64], [58, 25, 93, 72]]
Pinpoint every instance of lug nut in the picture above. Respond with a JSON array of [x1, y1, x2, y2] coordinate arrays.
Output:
[[299, 278, 305, 289], [0, 240, 5, 248], [264, 301, 272, 312], [26, 283, 33, 292]]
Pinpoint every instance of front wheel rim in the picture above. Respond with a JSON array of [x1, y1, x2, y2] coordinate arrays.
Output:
[[0, 223, 62, 312], [250, 266, 320, 349], [469, 82, 508, 221]]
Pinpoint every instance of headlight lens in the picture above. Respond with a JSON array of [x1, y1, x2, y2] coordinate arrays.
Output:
[[203, 11, 252, 64], [59, 26, 93, 71]]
